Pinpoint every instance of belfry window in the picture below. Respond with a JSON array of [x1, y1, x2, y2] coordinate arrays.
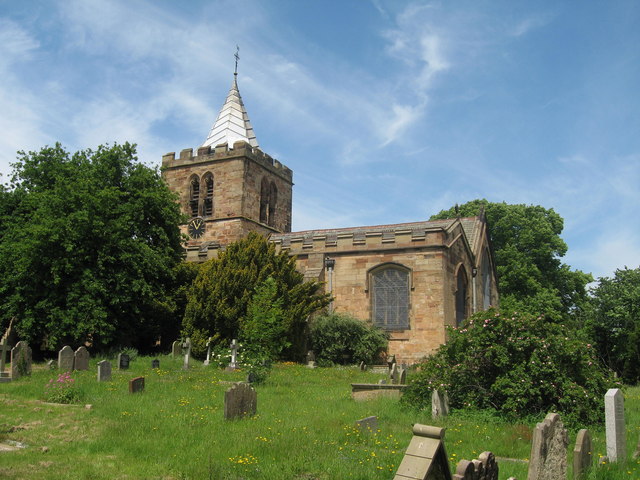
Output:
[[259, 177, 269, 224], [370, 264, 410, 330], [455, 266, 469, 327], [203, 173, 214, 217], [268, 182, 278, 227], [189, 176, 200, 218]]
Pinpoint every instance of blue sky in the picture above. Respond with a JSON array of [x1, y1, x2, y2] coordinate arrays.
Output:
[[1, 0, 638, 281]]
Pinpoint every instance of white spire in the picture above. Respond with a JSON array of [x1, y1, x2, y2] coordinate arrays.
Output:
[[202, 75, 259, 149]]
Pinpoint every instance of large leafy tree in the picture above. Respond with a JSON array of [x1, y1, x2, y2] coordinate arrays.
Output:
[[585, 266, 640, 383], [431, 200, 592, 320], [0, 143, 185, 351], [182, 232, 330, 359]]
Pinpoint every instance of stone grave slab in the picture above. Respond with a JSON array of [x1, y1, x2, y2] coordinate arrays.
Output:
[[355, 416, 378, 434], [351, 383, 406, 401], [573, 428, 592, 480], [224, 382, 257, 420], [74, 346, 90, 371], [129, 376, 145, 393], [10, 341, 32, 379], [527, 412, 568, 480], [97, 360, 112, 382], [392, 424, 452, 480], [605, 388, 626, 462], [58, 345, 74, 371]]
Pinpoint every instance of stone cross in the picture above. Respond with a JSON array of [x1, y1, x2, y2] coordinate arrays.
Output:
[[74, 346, 90, 371], [10, 341, 32, 379], [605, 388, 626, 462], [224, 382, 257, 420], [97, 360, 112, 382], [228, 339, 239, 370], [58, 345, 75, 371], [182, 337, 191, 370], [573, 429, 592, 480], [431, 389, 449, 419], [527, 412, 568, 480], [392, 424, 452, 479], [203, 337, 213, 366]]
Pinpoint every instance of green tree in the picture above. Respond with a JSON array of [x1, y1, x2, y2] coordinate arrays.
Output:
[[0, 143, 185, 351], [403, 308, 617, 427], [431, 200, 592, 320], [585, 266, 640, 383], [182, 232, 330, 359]]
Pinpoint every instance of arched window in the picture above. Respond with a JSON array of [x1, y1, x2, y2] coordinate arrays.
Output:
[[202, 173, 214, 217], [455, 266, 469, 327], [370, 264, 410, 330], [189, 175, 200, 218], [481, 249, 492, 309], [268, 181, 278, 227], [259, 177, 269, 224]]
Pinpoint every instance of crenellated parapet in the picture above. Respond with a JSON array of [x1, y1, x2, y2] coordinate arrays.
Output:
[[162, 140, 293, 183]]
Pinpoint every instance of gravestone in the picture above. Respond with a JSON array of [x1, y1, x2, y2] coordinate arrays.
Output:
[[355, 416, 378, 433], [390, 363, 399, 384], [431, 390, 449, 419], [10, 341, 32, 379], [171, 340, 181, 358], [46, 359, 56, 370], [605, 388, 626, 462], [182, 337, 191, 370], [224, 382, 257, 420], [97, 360, 112, 382], [226, 339, 239, 371], [573, 429, 592, 480], [247, 371, 258, 384], [453, 451, 498, 480], [118, 353, 130, 370], [74, 346, 90, 371], [203, 337, 213, 366], [58, 345, 74, 371], [306, 350, 316, 369], [387, 354, 396, 372], [129, 376, 145, 393], [392, 424, 452, 480], [151, 359, 160, 369], [527, 412, 568, 480], [0, 318, 14, 381], [399, 367, 407, 385]]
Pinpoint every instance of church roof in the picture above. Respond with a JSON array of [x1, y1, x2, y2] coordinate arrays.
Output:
[[202, 74, 259, 149]]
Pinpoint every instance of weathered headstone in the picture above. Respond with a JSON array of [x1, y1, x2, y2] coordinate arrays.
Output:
[[151, 358, 160, 369], [387, 354, 396, 372], [58, 345, 74, 371], [359, 361, 366, 371], [573, 429, 592, 480], [97, 360, 112, 382], [10, 341, 32, 379], [171, 340, 181, 358], [46, 359, 56, 370], [605, 388, 626, 463], [74, 346, 90, 371], [118, 353, 130, 370], [224, 382, 257, 420], [306, 350, 316, 369], [0, 318, 14, 380], [203, 337, 213, 366], [182, 337, 191, 370], [355, 416, 378, 433], [431, 390, 449, 419], [129, 376, 145, 393], [390, 363, 399, 384], [399, 367, 407, 385], [226, 339, 239, 371], [392, 424, 452, 480], [247, 371, 258, 384], [527, 412, 568, 480], [454, 451, 498, 480]]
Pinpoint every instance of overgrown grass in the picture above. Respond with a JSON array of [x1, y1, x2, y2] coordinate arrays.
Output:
[[1, 357, 639, 479]]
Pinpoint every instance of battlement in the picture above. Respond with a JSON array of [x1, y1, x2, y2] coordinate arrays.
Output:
[[162, 140, 293, 182]]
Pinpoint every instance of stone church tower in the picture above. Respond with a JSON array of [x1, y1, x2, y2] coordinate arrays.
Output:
[[162, 73, 293, 260]]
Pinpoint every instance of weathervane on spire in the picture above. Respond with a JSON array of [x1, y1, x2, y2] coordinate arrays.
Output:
[[234, 45, 240, 76]]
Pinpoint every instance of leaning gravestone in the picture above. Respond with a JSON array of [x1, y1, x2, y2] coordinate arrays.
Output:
[[97, 360, 112, 382], [605, 388, 626, 462], [129, 376, 145, 393], [527, 412, 568, 480], [355, 416, 378, 434], [453, 451, 498, 480], [10, 341, 32, 379], [171, 340, 181, 358], [431, 390, 449, 419], [74, 346, 90, 371], [224, 383, 257, 420], [118, 353, 130, 370], [573, 429, 592, 480], [58, 345, 74, 371], [46, 359, 56, 370], [392, 424, 452, 480]]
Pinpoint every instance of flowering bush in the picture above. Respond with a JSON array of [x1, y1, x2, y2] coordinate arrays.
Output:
[[44, 372, 81, 404], [402, 308, 619, 427]]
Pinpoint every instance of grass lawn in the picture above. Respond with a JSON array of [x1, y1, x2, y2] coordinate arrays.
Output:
[[1, 357, 639, 479]]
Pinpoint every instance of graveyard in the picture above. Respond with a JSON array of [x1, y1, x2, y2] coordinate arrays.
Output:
[[1, 353, 639, 480]]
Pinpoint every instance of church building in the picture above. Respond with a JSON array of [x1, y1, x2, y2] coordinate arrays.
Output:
[[161, 71, 499, 364]]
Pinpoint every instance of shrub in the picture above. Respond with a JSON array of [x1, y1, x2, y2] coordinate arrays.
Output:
[[402, 308, 618, 427], [44, 372, 81, 404], [309, 313, 388, 366]]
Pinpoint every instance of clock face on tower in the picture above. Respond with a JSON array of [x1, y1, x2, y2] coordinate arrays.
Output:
[[187, 217, 206, 239]]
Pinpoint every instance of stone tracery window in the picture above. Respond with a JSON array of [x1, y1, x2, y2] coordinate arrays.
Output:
[[455, 266, 469, 327], [370, 264, 410, 330], [481, 249, 492, 309]]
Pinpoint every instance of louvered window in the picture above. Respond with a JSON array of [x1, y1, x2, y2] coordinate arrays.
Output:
[[189, 177, 200, 218], [371, 266, 410, 330]]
